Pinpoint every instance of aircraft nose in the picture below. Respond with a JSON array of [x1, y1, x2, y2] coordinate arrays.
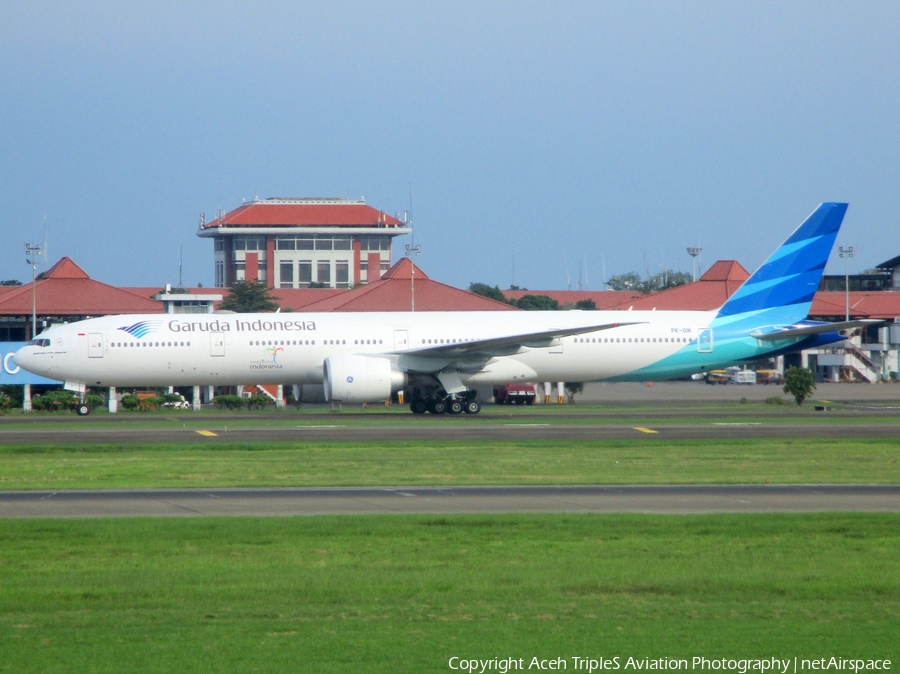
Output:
[[13, 345, 38, 375]]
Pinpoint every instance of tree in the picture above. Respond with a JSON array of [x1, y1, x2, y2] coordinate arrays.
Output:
[[0, 279, 22, 286], [564, 382, 584, 403], [644, 270, 692, 292], [606, 272, 643, 292], [783, 366, 815, 406], [219, 280, 280, 313], [574, 298, 597, 310], [515, 294, 559, 311], [607, 270, 692, 294], [468, 283, 511, 304]]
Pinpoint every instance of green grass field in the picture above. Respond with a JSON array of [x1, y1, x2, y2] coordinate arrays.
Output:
[[2, 411, 897, 670], [1, 513, 897, 673], [1, 438, 899, 490]]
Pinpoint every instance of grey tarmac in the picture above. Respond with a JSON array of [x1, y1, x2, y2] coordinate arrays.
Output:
[[1, 485, 898, 518], [1, 420, 900, 444]]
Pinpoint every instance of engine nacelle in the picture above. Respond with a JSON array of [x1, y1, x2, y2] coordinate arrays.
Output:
[[323, 355, 406, 403]]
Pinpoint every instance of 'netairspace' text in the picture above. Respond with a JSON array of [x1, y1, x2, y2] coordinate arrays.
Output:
[[447, 657, 892, 674]]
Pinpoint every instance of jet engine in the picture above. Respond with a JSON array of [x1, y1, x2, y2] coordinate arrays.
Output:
[[323, 355, 407, 403]]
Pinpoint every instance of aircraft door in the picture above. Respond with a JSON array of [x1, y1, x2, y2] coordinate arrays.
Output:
[[88, 333, 104, 358], [697, 328, 713, 353], [393, 330, 409, 350], [210, 332, 225, 357]]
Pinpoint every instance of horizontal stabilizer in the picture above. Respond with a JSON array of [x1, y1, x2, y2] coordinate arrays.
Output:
[[750, 320, 881, 341]]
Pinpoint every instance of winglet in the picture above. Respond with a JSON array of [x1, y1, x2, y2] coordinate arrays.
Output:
[[716, 203, 848, 321]]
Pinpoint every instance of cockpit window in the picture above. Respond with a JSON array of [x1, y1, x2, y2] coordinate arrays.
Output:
[[27, 339, 51, 347]]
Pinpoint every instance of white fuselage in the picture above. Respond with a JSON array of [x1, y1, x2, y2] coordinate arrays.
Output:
[[15, 309, 723, 388]]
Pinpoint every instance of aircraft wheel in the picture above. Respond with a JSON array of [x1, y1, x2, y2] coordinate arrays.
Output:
[[429, 399, 447, 415], [410, 400, 427, 414], [464, 401, 481, 415], [448, 399, 464, 415], [76, 403, 91, 416]]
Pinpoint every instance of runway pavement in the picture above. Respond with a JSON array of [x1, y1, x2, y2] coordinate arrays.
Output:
[[1, 485, 897, 518], [0, 420, 899, 444], [1, 382, 896, 518]]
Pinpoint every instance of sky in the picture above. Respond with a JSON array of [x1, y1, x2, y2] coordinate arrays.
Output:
[[1, 1, 898, 291]]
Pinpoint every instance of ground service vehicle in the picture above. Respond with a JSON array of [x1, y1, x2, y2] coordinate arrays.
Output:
[[493, 384, 537, 405]]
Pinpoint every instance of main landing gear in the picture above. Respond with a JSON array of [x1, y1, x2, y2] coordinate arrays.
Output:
[[410, 392, 481, 416]]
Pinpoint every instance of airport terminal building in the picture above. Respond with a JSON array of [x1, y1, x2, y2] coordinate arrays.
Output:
[[196, 198, 411, 289]]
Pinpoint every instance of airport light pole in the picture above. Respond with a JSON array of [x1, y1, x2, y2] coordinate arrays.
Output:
[[839, 245, 854, 322], [686, 247, 702, 282], [405, 243, 421, 312], [25, 242, 43, 338]]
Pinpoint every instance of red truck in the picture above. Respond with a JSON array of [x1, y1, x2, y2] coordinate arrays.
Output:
[[493, 383, 537, 405]]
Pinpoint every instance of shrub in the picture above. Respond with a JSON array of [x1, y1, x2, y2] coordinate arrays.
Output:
[[765, 396, 785, 405], [0, 393, 11, 411], [85, 393, 105, 409], [0, 385, 23, 407], [246, 393, 273, 410], [31, 389, 77, 412], [211, 395, 244, 410], [121, 394, 140, 410], [138, 396, 161, 410]]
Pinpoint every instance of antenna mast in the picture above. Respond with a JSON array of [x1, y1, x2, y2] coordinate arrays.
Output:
[[404, 186, 422, 311]]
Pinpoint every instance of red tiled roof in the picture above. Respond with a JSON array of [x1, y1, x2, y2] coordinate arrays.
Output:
[[269, 288, 345, 310], [0, 258, 162, 316], [7, 256, 900, 321], [380, 257, 430, 280], [699, 260, 749, 283], [44, 257, 91, 279], [297, 258, 518, 312], [200, 200, 405, 229]]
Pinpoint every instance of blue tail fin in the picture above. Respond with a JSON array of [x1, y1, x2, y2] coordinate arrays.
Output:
[[716, 202, 848, 322]]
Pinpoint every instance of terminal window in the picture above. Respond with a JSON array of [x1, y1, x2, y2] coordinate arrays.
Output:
[[298, 261, 312, 287], [280, 261, 294, 289], [317, 261, 331, 285]]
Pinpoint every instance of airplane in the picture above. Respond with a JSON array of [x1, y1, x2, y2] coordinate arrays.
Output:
[[15, 202, 872, 416]]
